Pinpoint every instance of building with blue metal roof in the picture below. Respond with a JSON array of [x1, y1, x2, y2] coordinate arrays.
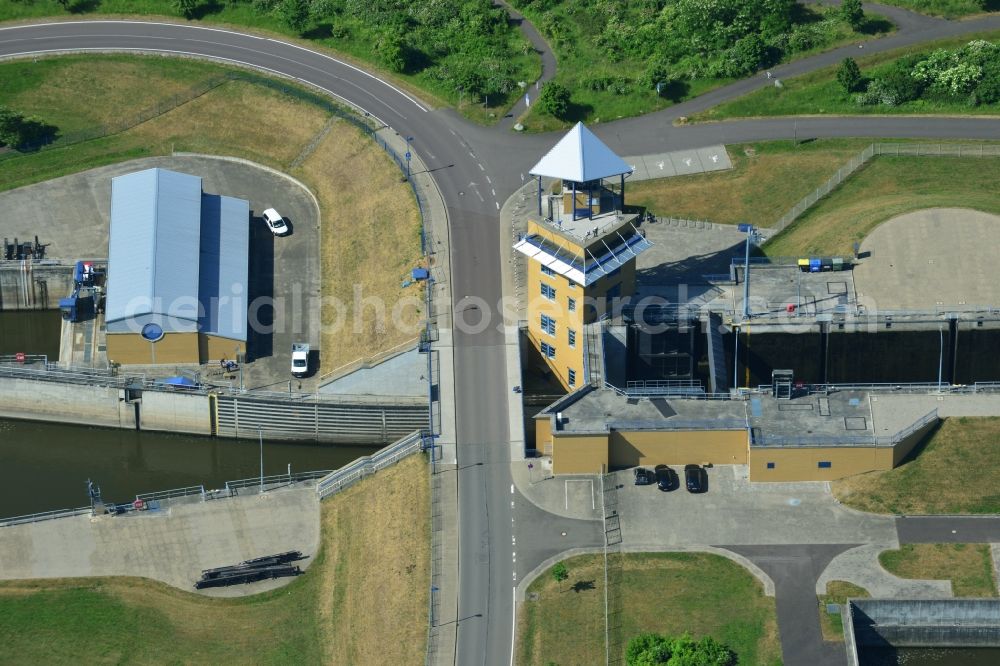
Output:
[[104, 168, 249, 365]]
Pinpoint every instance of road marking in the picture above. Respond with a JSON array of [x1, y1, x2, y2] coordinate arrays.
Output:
[[469, 151, 476, 158], [5, 47, 400, 126], [510, 484, 514, 494], [510, 587, 517, 666], [485, 175, 492, 184], [495, 201, 500, 210], [565, 481, 568, 510], [492, 189, 496, 196], [478, 163, 485, 171], [475, 190, 485, 202], [8, 21, 429, 113]]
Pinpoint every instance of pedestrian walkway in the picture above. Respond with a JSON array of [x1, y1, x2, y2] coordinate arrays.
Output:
[[319, 347, 426, 397], [624, 145, 732, 181], [0, 487, 319, 597], [817, 543, 952, 598]]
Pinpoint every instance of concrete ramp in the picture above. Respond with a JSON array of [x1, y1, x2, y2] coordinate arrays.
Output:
[[0, 487, 319, 596]]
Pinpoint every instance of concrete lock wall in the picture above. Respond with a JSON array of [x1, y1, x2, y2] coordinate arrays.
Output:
[[749, 445, 894, 482], [0, 376, 210, 435], [551, 433, 610, 474], [851, 599, 1000, 649], [0, 264, 75, 311], [609, 429, 747, 468]]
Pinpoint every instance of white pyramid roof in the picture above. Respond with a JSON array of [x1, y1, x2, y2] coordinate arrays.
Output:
[[529, 122, 632, 183]]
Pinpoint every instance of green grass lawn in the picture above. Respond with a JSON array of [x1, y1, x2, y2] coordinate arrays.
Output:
[[628, 138, 871, 228], [833, 418, 1000, 515], [879, 543, 997, 596], [517, 552, 781, 666], [763, 152, 1000, 257], [818, 581, 870, 641], [0, 0, 538, 123], [876, 0, 999, 18], [0, 455, 429, 664], [695, 30, 1000, 121]]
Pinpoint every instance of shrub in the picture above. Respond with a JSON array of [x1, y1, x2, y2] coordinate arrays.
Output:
[[725, 34, 767, 77], [840, 0, 865, 31], [551, 561, 569, 582], [625, 632, 736, 666], [173, 0, 199, 18], [538, 81, 571, 119], [837, 57, 865, 93], [278, 0, 310, 32]]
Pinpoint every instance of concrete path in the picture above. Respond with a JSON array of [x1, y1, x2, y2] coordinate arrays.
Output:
[[817, 543, 952, 598], [728, 544, 855, 666], [624, 145, 732, 181], [318, 347, 426, 397], [0, 487, 319, 597]]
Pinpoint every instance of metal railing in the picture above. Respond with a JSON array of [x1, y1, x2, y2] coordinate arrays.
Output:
[[770, 142, 1000, 236], [316, 430, 428, 499], [607, 418, 747, 431], [0, 506, 91, 528]]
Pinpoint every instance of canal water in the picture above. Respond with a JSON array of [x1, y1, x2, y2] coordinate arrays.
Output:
[[860, 646, 1000, 665], [0, 310, 61, 359], [0, 418, 379, 517]]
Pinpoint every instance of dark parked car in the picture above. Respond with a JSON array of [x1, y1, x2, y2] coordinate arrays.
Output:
[[633, 467, 654, 486], [654, 464, 677, 492], [685, 464, 707, 493]]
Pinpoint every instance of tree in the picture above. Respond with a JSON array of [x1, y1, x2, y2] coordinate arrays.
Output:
[[840, 0, 865, 30], [173, 0, 199, 19], [837, 58, 864, 93], [625, 632, 736, 666], [0, 105, 56, 150], [551, 561, 568, 582], [279, 0, 310, 33], [538, 81, 571, 119]]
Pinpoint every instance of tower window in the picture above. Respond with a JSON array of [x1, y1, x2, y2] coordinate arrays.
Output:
[[540, 342, 556, 359], [541, 314, 556, 336], [541, 283, 556, 300]]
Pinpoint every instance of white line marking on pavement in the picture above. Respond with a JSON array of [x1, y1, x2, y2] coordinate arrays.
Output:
[[495, 201, 500, 210], [7, 21, 428, 112], [485, 175, 492, 184], [492, 189, 496, 196], [3, 47, 398, 125], [478, 163, 485, 171], [564, 481, 568, 510], [510, 484, 514, 494], [510, 587, 517, 666], [476, 190, 485, 202]]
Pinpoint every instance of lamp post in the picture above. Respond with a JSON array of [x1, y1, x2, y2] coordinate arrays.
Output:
[[405, 135, 413, 181], [258, 426, 264, 494], [737, 223, 756, 320]]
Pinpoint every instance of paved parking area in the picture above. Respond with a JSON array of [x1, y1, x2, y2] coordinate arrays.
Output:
[[854, 208, 1000, 310], [0, 155, 320, 388], [611, 465, 897, 547]]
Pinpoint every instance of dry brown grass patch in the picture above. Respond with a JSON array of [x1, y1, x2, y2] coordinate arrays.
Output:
[[295, 125, 423, 371], [316, 454, 430, 664]]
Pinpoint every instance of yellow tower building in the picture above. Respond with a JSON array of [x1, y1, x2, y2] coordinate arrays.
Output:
[[514, 123, 652, 391]]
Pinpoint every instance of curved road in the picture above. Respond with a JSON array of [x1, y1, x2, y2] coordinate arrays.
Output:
[[2, 15, 1000, 666]]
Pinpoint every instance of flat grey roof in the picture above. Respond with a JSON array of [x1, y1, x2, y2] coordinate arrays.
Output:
[[544, 388, 897, 447], [105, 168, 202, 332]]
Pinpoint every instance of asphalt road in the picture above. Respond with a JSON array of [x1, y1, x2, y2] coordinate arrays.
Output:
[[4, 16, 1000, 666]]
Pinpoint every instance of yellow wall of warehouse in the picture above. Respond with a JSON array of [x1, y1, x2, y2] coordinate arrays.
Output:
[[107, 331, 200, 365], [552, 434, 609, 474], [609, 429, 747, 468], [748, 446, 894, 482], [201, 334, 246, 363]]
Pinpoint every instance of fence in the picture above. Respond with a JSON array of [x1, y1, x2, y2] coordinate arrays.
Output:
[[770, 142, 1000, 236], [315, 429, 428, 499]]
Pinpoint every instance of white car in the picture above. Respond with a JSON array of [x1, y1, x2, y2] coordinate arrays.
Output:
[[262, 208, 289, 236]]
